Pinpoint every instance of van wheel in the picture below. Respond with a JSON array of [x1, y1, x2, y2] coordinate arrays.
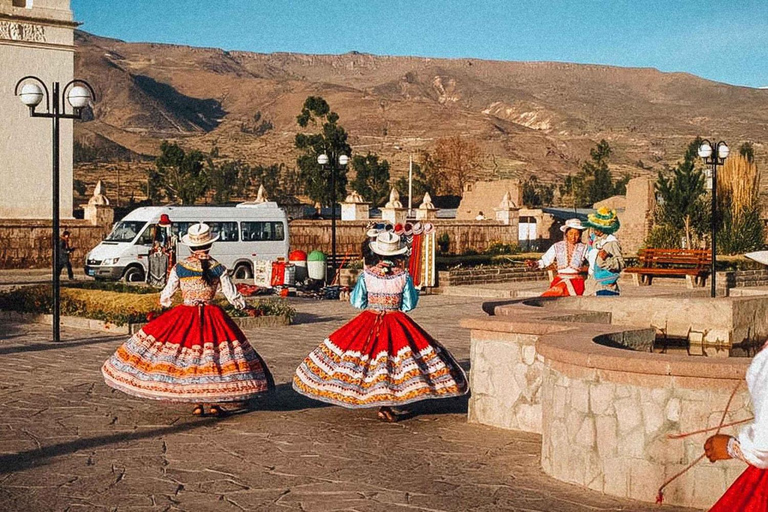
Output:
[[123, 266, 145, 283], [233, 263, 253, 280]]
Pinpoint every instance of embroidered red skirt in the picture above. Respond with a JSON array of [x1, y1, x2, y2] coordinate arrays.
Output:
[[541, 275, 585, 297], [710, 465, 768, 511], [293, 310, 468, 408], [102, 304, 274, 403]]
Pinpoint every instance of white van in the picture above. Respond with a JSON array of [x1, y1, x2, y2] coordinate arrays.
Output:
[[85, 203, 289, 282]]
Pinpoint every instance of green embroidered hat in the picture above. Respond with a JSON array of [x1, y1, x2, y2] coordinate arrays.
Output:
[[586, 207, 620, 234]]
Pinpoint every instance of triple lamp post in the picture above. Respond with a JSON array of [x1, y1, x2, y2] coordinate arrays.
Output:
[[697, 139, 729, 299], [317, 152, 349, 283]]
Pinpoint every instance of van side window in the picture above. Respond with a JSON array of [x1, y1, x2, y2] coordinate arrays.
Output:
[[241, 221, 285, 241], [206, 222, 239, 242], [171, 222, 195, 240]]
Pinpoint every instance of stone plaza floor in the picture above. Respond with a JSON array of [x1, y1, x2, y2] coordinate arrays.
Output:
[[0, 294, 698, 511]]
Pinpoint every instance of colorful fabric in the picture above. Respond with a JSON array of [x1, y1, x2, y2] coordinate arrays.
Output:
[[586, 207, 621, 234], [292, 310, 468, 408], [354, 265, 419, 312], [102, 304, 274, 402], [709, 466, 768, 511], [160, 257, 245, 309], [538, 241, 589, 275], [541, 275, 585, 297], [408, 233, 423, 287], [585, 234, 624, 296]]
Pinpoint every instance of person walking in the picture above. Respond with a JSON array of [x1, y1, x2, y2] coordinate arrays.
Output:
[[293, 231, 468, 422], [58, 230, 75, 280], [102, 223, 274, 416]]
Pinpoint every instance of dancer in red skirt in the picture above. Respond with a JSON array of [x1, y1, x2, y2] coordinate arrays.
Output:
[[293, 231, 468, 422], [102, 223, 274, 416], [705, 341, 768, 511], [525, 218, 589, 296]]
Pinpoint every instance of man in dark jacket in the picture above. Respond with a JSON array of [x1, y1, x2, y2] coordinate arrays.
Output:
[[58, 231, 74, 280]]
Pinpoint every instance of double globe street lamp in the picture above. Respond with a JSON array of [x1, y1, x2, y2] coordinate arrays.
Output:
[[15, 76, 96, 342], [317, 152, 349, 284], [697, 139, 729, 298]]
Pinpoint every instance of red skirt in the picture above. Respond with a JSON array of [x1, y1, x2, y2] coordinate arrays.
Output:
[[102, 304, 274, 403], [541, 275, 585, 297], [710, 466, 768, 511], [293, 310, 468, 408]]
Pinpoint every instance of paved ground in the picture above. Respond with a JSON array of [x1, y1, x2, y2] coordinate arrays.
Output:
[[0, 294, 697, 512]]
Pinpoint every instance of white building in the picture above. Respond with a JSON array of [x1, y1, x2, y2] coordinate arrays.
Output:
[[0, 0, 76, 218]]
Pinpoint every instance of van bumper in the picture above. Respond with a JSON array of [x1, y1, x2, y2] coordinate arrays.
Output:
[[84, 265, 124, 280]]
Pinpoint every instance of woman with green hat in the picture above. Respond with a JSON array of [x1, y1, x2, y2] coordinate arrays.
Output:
[[584, 207, 625, 296]]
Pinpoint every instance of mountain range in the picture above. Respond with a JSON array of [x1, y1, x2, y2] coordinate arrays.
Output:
[[73, 30, 768, 198]]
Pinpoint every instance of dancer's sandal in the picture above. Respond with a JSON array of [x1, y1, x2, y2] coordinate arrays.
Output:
[[377, 407, 397, 423], [192, 405, 205, 416], [209, 405, 228, 417]]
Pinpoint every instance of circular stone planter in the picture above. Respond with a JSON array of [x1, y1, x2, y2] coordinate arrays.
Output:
[[463, 296, 757, 509]]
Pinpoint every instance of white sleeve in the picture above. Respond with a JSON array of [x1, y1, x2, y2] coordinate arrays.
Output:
[[738, 350, 768, 468], [159, 267, 179, 308], [219, 271, 246, 310], [538, 244, 557, 269]]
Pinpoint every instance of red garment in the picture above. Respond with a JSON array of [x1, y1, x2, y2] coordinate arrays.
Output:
[[102, 304, 273, 402], [710, 466, 768, 511], [541, 275, 585, 297], [293, 310, 468, 408], [408, 233, 423, 286]]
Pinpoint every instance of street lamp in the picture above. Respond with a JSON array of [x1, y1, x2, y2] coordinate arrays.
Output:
[[698, 139, 729, 298], [15, 76, 96, 342], [317, 152, 349, 284]]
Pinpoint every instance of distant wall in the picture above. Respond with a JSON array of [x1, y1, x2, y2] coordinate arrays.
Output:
[[0, 219, 111, 268], [288, 220, 519, 256]]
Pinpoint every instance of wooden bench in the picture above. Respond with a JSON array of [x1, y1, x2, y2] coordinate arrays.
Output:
[[624, 248, 711, 288]]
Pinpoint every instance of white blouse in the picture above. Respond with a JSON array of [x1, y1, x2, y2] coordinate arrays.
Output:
[[737, 347, 768, 468], [159, 267, 246, 310]]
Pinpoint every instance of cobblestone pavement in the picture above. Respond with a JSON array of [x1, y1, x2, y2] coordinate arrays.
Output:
[[0, 295, 696, 512]]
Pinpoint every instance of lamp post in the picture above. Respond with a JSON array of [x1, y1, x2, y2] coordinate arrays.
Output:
[[15, 76, 96, 342], [317, 152, 349, 284], [698, 139, 729, 298]]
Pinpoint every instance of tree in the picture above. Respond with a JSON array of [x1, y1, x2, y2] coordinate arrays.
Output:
[[559, 140, 627, 207], [740, 142, 755, 163], [351, 153, 391, 207], [654, 138, 709, 248], [207, 158, 246, 204], [394, 151, 443, 204], [521, 176, 555, 207], [149, 141, 207, 205], [295, 96, 351, 206], [434, 136, 482, 195]]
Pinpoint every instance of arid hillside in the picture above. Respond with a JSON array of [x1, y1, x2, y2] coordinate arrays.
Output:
[[73, 30, 768, 202]]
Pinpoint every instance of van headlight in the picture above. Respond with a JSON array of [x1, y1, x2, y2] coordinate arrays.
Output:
[[103, 258, 120, 265]]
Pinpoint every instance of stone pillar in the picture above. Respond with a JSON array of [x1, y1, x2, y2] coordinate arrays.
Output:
[[621, 177, 655, 254], [381, 188, 407, 225], [82, 180, 113, 227], [495, 191, 520, 226], [340, 190, 370, 221], [415, 191, 439, 221]]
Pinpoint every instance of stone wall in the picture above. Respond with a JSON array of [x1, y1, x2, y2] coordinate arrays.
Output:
[[288, 220, 519, 256], [619, 177, 655, 255], [0, 219, 111, 268], [463, 297, 759, 509], [456, 180, 522, 221], [441, 267, 548, 286]]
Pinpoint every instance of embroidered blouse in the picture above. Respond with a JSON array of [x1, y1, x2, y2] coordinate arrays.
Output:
[[537, 241, 589, 275], [349, 265, 419, 312], [159, 256, 245, 310], [730, 346, 768, 468]]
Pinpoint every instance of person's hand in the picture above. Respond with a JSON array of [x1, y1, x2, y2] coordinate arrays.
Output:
[[704, 434, 733, 462], [524, 259, 538, 271]]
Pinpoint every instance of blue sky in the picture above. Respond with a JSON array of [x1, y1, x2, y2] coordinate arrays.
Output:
[[72, 0, 768, 88]]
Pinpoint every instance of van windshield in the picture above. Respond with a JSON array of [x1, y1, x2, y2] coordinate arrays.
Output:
[[105, 221, 146, 243]]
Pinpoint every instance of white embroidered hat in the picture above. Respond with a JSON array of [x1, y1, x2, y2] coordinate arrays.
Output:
[[181, 222, 219, 247], [370, 231, 407, 256], [559, 218, 587, 233]]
